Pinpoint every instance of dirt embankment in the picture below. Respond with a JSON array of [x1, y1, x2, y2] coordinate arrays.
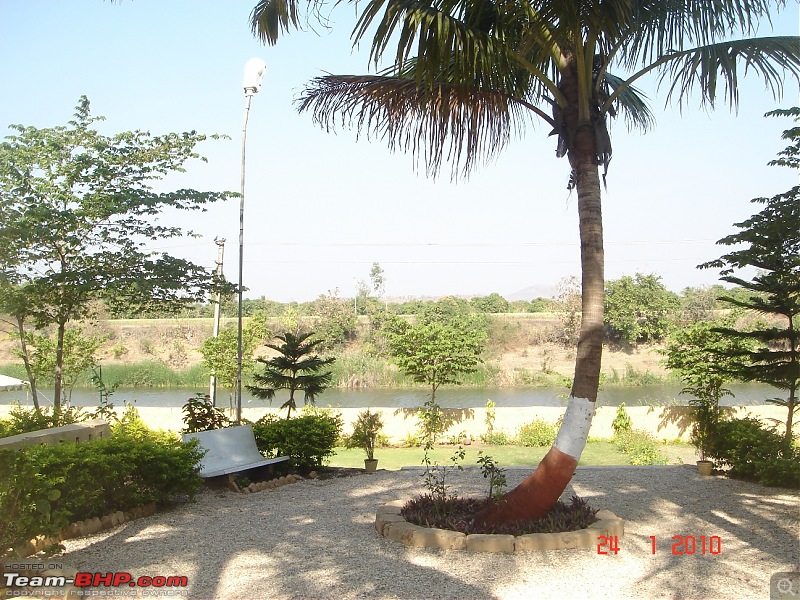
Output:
[[0, 314, 671, 382]]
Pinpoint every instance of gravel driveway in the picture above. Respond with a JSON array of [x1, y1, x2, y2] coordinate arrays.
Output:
[[55, 465, 799, 600]]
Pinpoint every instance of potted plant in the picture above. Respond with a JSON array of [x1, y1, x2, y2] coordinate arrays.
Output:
[[346, 409, 384, 472], [692, 403, 715, 476]]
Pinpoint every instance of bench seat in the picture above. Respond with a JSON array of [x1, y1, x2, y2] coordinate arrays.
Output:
[[182, 424, 289, 478]]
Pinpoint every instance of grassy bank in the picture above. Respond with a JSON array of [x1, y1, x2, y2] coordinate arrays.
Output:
[[0, 362, 210, 389], [0, 354, 674, 390], [327, 441, 696, 470]]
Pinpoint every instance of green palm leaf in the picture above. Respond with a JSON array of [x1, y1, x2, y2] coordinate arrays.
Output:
[[659, 36, 800, 109], [602, 72, 655, 131], [618, 0, 777, 69], [298, 73, 538, 177], [250, 0, 303, 44]]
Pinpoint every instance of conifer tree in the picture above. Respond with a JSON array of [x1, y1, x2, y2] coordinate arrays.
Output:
[[701, 109, 800, 448]]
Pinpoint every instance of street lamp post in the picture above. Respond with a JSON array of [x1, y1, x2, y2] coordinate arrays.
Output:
[[236, 57, 267, 425]]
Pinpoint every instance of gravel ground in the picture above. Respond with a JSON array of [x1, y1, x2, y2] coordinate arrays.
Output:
[[53, 465, 798, 600]]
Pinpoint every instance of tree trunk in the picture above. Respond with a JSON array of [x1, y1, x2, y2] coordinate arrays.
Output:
[[53, 320, 66, 412], [15, 313, 40, 411], [473, 122, 604, 527], [785, 316, 798, 449]]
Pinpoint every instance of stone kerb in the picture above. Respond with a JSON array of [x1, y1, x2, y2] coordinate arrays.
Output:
[[375, 501, 624, 553]]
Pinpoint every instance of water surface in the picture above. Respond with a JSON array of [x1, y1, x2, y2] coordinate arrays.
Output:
[[0, 383, 776, 409]]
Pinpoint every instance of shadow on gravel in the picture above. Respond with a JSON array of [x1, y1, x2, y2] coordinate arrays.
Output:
[[569, 465, 799, 599], [55, 466, 798, 599]]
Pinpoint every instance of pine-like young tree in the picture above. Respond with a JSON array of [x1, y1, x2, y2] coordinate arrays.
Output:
[[248, 332, 335, 419], [701, 109, 800, 448]]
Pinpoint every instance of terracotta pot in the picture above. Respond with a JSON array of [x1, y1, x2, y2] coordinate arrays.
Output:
[[697, 460, 713, 476], [364, 459, 378, 473]]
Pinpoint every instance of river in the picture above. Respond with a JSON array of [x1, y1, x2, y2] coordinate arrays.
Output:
[[0, 383, 777, 409]]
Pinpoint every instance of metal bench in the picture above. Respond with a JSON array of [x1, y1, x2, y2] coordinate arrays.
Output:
[[181, 424, 289, 479]]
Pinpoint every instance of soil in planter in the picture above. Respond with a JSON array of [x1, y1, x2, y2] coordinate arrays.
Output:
[[401, 494, 598, 536]]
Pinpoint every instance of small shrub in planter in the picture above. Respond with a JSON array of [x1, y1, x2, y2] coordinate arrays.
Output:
[[345, 409, 384, 461], [401, 494, 598, 536]]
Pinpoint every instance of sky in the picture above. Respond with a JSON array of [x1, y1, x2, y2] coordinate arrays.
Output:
[[1, 1, 798, 303]]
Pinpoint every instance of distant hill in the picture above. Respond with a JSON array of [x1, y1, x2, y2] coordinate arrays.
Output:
[[506, 284, 558, 301]]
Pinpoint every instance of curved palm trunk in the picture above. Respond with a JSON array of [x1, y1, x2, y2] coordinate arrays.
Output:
[[474, 122, 604, 527]]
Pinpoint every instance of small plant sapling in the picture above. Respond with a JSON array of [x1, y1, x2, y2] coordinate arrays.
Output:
[[182, 393, 231, 433], [477, 452, 507, 501]]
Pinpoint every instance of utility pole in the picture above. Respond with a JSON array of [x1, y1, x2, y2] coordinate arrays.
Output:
[[210, 237, 225, 407]]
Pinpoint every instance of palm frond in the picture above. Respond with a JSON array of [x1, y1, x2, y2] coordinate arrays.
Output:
[[619, 0, 780, 69], [251, 0, 339, 44], [659, 36, 800, 110], [353, 0, 560, 98], [297, 73, 536, 178], [602, 72, 655, 132]]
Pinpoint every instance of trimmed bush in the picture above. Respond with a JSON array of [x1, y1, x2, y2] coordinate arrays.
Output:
[[0, 449, 67, 565], [482, 431, 513, 446], [26, 428, 204, 522], [613, 429, 668, 466], [0, 417, 204, 565], [515, 418, 557, 447], [709, 417, 799, 487], [1, 404, 87, 438], [252, 411, 343, 470]]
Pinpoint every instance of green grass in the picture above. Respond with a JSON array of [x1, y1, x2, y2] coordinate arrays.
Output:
[[327, 441, 696, 470]]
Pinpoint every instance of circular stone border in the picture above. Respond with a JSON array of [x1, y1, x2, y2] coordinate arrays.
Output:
[[375, 500, 624, 553]]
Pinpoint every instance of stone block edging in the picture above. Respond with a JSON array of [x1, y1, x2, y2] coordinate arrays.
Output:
[[375, 500, 624, 552], [17, 475, 304, 557], [16, 501, 159, 558], [238, 473, 301, 494]]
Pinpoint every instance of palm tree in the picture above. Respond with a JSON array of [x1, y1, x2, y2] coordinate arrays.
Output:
[[248, 332, 335, 419], [251, 0, 800, 525]]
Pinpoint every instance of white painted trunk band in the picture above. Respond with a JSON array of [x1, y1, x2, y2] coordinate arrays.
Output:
[[554, 396, 595, 459]]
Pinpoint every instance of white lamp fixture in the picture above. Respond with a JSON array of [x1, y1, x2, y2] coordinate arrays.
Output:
[[243, 58, 267, 95]]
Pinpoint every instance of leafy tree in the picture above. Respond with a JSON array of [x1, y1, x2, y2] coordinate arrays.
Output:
[[605, 274, 681, 345], [700, 109, 800, 448], [556, 276, 582, 347], [19, 327, 107, 405], [354, 279, 370, 316], [385, 315, 485, 405], [661, 319, 753, 460], [471, 293, 509, 314], [419, 296, 476, 325], [199, 313, 268, 392], [369, 262, 387, 312], [247, 332, 335, 419], [252, 0, 800, 525], [679, 286, 725, 325], [310, 290, 358, 349], [0, 97, 233, 410]]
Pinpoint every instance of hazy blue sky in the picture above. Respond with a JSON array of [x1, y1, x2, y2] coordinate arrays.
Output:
[[1, 1, 798, 302]]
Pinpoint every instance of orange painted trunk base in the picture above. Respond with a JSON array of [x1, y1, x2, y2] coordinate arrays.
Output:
[[472, 446, 578, 527]]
